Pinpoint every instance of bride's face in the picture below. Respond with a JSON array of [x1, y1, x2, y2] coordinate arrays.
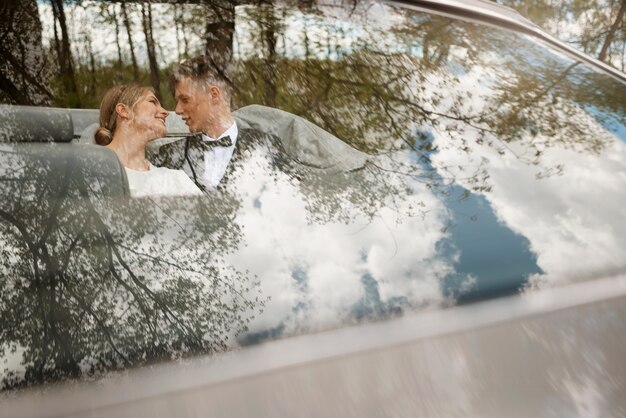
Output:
[[131, 91, 168, 140]]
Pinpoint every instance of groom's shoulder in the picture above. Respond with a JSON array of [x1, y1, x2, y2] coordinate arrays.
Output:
[[147, 136, 187, 168]]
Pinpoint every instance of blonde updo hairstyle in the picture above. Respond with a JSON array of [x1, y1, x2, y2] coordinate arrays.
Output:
[[95, 84, 154, 146]]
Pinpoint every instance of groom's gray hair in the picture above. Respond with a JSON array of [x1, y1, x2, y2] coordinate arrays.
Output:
[[172, 55, 233, 102]]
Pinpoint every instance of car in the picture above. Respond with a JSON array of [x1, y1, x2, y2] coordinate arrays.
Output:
[[1, 0, 625, 416]]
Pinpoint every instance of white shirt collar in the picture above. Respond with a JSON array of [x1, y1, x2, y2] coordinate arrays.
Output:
[[201, 121, 238, 145], [198, 121, 238, 188]]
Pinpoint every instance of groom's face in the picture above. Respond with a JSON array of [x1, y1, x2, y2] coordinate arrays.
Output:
[[174, 77, 212, 134]]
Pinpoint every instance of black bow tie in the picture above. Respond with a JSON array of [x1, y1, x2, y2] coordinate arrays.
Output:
[[188, 134, 233, 150]]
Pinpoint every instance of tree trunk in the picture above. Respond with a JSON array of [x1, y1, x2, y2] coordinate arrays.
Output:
[[175, 4, 182, 60], [203, 1, 236, 80], [108, 4, 124, 81], [0, 0, 52, 104], [121, 0, 139, 82], [261, 4, 278, 106], [174, 4, 190, 60], [303, 18, 311, 60], [141, 2, 162, 99], [622, 36, 626, 72], [51, 3, 61, 66], [50, 0, 80, 107], [85, 32, 97, 98], [598, 0, 626, 62]]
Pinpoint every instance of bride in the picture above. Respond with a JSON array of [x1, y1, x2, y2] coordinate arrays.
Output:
[[95, 84, 202, 198]]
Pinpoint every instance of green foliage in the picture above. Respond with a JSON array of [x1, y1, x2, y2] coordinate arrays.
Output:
[[50, 62, 176, 109], [496, 0, 626, 69]]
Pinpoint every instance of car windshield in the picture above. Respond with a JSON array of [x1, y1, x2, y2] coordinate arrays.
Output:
[[1, 0, 625, 391]]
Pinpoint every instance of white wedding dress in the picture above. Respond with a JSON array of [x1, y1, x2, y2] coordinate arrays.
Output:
[[125, 164, 203, 198]]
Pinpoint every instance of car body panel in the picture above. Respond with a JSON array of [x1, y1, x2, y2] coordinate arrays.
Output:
[[3, 272, 626, 417]]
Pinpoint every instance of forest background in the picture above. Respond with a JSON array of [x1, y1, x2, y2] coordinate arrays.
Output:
[[0, 0, 624, 109]]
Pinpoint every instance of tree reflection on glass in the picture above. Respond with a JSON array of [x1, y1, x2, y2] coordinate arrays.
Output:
[[0, 144, 263, 389], [234, 2, 624, 187]]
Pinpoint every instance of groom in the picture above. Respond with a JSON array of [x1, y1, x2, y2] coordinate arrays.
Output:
[[155, 55, 245, 191]]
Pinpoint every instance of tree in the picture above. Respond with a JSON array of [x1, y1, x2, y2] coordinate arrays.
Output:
[[598, 0, 626, 63], [121, 0, 140, 82], [100, 3, 125, 82], [0, 0, 52, 105], [174, 4, 190, 60], [203, 0, 237, 75], [140, 2, 162, 99], [494, 0, 626, 70], [50, 0, 80, 107]]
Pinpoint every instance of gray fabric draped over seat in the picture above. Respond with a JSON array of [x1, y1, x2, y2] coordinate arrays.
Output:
[[234, 105, 368, 173]]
